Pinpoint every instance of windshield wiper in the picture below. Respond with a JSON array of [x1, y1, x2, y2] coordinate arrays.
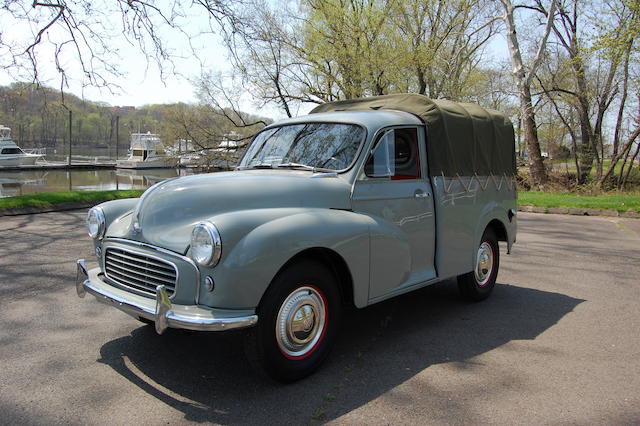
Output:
[[248, 163, 276, 169], [277, 162, 315, 171], [277, 162, 333, 173]]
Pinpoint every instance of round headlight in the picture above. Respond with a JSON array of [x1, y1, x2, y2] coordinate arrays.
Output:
[[87, 206, 106, 239], [190, 222, 222, 267]]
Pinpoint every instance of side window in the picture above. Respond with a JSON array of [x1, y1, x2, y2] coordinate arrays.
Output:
[[364, 128, 420, 180], [1, 148, 22, 154]]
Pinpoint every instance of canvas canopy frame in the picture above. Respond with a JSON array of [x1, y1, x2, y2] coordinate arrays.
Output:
[[310, 94, 516, 177]]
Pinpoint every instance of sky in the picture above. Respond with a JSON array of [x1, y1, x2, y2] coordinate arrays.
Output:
[[0, 2, 510, 121], [0, 2, 292, 119]]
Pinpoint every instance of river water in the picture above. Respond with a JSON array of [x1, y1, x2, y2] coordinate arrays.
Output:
[[0, 168, 204, 198]]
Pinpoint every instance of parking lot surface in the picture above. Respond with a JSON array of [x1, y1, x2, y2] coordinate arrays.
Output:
[[0, 211, 639, 424]]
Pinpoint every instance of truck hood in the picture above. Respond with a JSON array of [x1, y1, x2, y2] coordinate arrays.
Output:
[[108, 170, 353, 253]]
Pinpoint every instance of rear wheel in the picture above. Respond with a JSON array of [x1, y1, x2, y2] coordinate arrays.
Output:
[[458, 228, 500, 301], [244, 259, 341, 382]]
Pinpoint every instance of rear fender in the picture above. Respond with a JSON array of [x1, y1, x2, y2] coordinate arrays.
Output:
[[474, 202, 515, 266]]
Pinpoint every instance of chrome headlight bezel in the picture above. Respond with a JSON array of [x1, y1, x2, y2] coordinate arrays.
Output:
[[190, 221, 222, 267], [87, 206, 106, 239]]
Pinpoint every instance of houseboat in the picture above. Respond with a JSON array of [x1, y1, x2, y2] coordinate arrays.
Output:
[[116, 132, 177, 169]]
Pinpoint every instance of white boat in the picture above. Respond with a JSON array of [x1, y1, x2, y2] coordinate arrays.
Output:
[[179, 152, 204, 167], [0, 126, 43, 167], [116, 132, 177, 169]]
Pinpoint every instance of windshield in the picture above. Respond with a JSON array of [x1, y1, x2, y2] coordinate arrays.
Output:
[[238, 122, 365, 171]]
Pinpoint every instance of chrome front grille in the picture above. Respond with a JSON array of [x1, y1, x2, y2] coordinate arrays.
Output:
[[104, 248, 177, 297]]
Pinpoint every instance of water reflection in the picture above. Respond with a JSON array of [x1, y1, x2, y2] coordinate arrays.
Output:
[[0, 168, 199, 198]]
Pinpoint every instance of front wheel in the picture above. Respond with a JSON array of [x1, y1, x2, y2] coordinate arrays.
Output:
[[244, 260, 341, 382], [458, 228, 500, 301]]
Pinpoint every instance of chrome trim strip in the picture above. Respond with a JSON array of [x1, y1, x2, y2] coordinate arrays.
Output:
[[311, 172, 339, 178], [76, 261, 257, 333], [104, 247, 178, 299], [104, 238, 202, 304]]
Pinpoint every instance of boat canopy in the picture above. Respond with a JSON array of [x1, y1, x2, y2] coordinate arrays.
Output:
[[310, 94, 516, 177], [0, 126, 11, 139], [130, 133, 162, 151]]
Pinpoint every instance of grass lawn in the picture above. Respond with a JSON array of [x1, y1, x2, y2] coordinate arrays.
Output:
[[0, 189, 145, 210], [519, 191, 640, 212], [2, 188, 639, 214]]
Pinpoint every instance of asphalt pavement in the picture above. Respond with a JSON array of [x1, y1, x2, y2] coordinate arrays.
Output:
[[0, 211, 638, 425]]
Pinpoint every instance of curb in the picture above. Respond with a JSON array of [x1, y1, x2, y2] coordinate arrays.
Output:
[[2, 202, 639, 219], [0, 201, 95, 217], [517, 205, 640, 218]]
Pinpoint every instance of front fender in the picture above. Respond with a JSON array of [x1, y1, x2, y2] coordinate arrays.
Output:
[[197, 208, 373, 309], [98, 198, 139, 229], [96, 198, 139, 252]]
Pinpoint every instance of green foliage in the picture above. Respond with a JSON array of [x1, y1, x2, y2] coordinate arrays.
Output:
[[302, 0, 400, 98], [592, 0, 639, 57], [296, 0, 498, 102], [518, 191, 640, 212], [0, 190, 145, 210], [0, 83, 163, 149]]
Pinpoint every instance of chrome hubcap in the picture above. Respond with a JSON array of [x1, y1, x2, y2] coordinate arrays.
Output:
[[276, 286, 326, 358], [475, 242, 494, 287]]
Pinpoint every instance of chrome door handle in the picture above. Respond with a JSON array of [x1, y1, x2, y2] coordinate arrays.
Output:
[[414, 191, 431, 199]]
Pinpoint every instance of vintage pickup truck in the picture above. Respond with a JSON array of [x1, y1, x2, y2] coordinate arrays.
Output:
[[76, 94, 517, 381]]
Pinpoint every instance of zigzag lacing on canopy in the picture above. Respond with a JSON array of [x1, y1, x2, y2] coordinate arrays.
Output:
[[440, 172, 515, 194]]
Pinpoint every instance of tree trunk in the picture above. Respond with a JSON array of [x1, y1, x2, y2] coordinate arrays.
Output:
[[576, 105, 594, 183], [598, 125, 640, 186], [500, 0, 556, 185], [521, 85, 547, 184], [612, 41, 632, 158], [617, 142, 634, 189], [621, 143, 640, 189], [417, 68, 427, 95]]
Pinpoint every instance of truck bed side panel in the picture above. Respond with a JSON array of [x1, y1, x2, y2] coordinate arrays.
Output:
[[431, 175, 517, 280]]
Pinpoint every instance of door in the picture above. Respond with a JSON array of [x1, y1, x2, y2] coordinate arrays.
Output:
[[351, 127, 436, 301]]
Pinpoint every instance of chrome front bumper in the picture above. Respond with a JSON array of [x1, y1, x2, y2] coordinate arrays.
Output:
[[76, 259, 258, 334]]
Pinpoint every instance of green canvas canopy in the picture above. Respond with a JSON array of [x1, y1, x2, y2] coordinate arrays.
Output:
[[310, 94, 516, 177]]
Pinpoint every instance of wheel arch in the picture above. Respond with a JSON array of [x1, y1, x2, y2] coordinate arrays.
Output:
[[474, 203, 514, 256], [486, 218, 508, 242], [261, 247, 356, 310]]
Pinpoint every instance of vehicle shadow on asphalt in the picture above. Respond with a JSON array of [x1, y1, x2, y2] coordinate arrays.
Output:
[[98, 280, 583, 424]]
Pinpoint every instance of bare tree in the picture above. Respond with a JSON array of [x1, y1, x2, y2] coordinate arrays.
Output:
[[533, 0, 638, 186], [499, 0, 557, 186], [0, 1, 248, 98]]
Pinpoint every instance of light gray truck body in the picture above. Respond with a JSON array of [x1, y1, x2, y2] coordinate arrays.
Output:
[[76, 94, 517, 381]]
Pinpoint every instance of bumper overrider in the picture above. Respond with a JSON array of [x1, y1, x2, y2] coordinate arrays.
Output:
[[76, 259, 258, 334]]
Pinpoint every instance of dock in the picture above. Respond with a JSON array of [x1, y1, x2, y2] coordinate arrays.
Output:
[[0, 162, 116, 171]]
